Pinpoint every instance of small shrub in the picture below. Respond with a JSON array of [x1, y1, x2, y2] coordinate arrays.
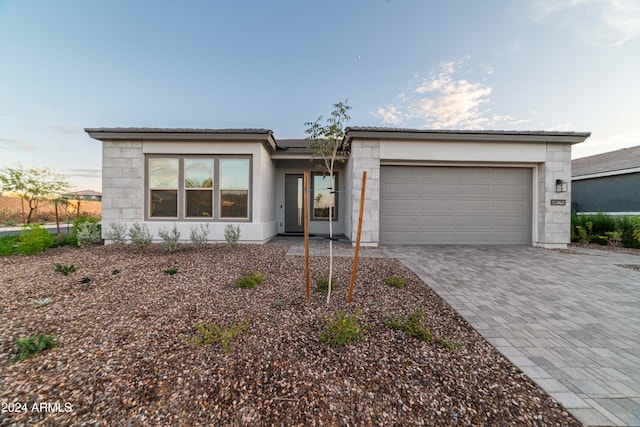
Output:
[[618, 216, 640, 248], [385, 276, 407, 288], [158, 223, 180, 253], [273, 301, 285, 310], [51, 233, 75, 248], [106, 222, 128, 244], [12, 334, 60, 362], [234, 271, 265, 288], [320, 310, 365, 346], [436, 337, 462, 350], [33, 297, 52, 308], [17, 224, 53, 255], [129, 223, 152, 251], [604, 230, 623, 248], [0, 235, 18, 256], [190, 223, 210, 248], [54, 263, 78, 275], [224, 224, 241, 246], [384, 307, 433, 342], [315, 276, 337, 294], [182, 316, 250, 354], [76, 221, 101, 247], [163, 267, 179, 276], [5, 219, 17, 226]]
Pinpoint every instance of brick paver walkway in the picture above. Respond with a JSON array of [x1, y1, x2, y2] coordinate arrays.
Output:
[[386, 246, 640, 427]]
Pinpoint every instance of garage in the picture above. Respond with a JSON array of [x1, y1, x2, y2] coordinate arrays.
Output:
[[380, 166, 532, 245]]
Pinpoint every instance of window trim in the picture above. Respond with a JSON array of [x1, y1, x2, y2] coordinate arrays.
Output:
[[311, 172, 338, 221], [145, 154, 252, 222]]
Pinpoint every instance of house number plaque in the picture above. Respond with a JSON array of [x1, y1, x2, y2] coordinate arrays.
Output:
[[550, 199, 566, 206]]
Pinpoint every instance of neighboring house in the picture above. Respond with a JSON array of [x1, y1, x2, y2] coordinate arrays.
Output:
[[572, 145, 640, 215], [66, 190, 103, 201], [86, 127, 590, 248]]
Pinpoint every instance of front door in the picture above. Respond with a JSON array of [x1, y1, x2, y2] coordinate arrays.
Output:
[[285, 174, 304, 233]]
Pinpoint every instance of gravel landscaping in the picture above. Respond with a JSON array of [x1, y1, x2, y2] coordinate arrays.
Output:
[[1, 243, 580, 426]]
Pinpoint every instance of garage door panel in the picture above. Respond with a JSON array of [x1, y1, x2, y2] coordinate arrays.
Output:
[[381, 166, 532, 245]]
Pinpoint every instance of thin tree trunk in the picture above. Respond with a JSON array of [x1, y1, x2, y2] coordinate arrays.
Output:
[[326, 171, 334, 304], [55, 202, 60, 234]]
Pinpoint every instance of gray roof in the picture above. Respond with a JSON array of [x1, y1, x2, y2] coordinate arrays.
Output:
[[277, 138, 311, 149], [346, 126, 591, 137], [572, 145, 640, 177], [85, 127, 272, 134]]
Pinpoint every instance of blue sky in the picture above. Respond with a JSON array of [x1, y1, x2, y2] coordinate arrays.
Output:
[[1, 0, 639, 191]]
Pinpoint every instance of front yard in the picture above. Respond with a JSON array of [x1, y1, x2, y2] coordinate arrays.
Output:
[[0, 244, 579, 426]]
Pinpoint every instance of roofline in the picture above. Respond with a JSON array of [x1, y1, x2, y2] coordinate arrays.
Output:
[[345, 127, 591, 145], [572, 167, 640, 180], [85, 127, 278, 151]]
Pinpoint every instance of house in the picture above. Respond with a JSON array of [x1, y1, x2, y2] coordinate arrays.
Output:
[[66, 190, 102, 202], [85, 127, 590, 248], [572, 145, 640, 215]]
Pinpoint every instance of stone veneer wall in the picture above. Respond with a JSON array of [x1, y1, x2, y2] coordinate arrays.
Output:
[[349, 139, 380, 246], [536, 143, 572, 248], [101, 140, 143, 238]]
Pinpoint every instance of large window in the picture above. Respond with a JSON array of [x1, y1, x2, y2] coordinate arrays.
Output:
[[147, 156, 250, 220], [312, 173, 337, 220]]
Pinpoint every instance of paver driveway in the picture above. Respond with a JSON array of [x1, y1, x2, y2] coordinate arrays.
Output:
[[384, 246, 640, 427]]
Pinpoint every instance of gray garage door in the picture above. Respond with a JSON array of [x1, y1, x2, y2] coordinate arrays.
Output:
[[380, 166, 532, 245]]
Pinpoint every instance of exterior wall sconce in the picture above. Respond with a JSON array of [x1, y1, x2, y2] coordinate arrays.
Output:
[[555, 179, 568, 193]]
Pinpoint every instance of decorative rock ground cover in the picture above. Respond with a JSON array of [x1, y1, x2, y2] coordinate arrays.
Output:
[[0, 244, 579, 426]]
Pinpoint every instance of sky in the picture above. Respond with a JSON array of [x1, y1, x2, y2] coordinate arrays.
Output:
[[1, 0, 639, 192]]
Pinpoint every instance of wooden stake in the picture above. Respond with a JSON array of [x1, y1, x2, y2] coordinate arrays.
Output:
[[303, 172, 311, 301], [347, 171, 367, 304]]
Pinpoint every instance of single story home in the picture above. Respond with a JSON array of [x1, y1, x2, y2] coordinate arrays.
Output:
[[572, 145, 640, 215], [86, 127, 590, 248]]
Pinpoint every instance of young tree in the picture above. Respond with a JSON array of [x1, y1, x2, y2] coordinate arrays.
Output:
[[0, 167, 71, 224], [305, 100, 351, 303]]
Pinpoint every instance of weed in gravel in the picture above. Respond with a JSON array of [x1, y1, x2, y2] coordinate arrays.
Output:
[[384, 307, 461, 350], [158, 223, 180, 253], [129, 223, 152, 251], [106, 222, 128, 244], [315, 276, 337, 294], [12, 334, 60, 362], [273, 301, 285, 310], [224, 224, 241, 246], [234, 271, 264, 288], [190, 223, 210, 248], [320, 310, 366, 346], [54, 262, 78, 275], [182, 316, 250, 354], [163, 267, 179, 276], [385, 276, 407, 288], [32, 297, 52, 308]]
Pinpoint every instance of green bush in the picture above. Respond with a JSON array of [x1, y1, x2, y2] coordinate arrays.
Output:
[[617, 216, 640, 249], [0, 235, 18, 256], [385, 276, 407, 288], [51, 233, 75, 248], [182, 316, 250, 354], [17, 224, 53, 255], [4, 219, 17, 226], [315, 276, 337, 294], [162, 267, 179, 276], [320, 310, 365, 346], [224, 224, 241, 246], [54, 263, 78, 275], [158, 223, 180, 253], [190, 223, 209, 248], [105, 222, 128, 244], [76, 221, 102, 247], [129, 223, 152, 250], [234, 271, 265, 288], [12, 334, 60, 362], [384, 307, 461, 350]]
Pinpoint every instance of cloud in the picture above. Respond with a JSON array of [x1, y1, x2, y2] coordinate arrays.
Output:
[[66, 168, 102, 178], [572, 130, 640, 158], [0, 137, 36, 150], [372, 59, 528, 129], [530, 0, 640, 47], [49, 125, 80, 134]]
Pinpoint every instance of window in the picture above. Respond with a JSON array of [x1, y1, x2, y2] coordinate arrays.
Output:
[[220, 159, 250, 218], [312, 173, 337, 220], [149, 158, 179, 218], [185, 159, 213, 217], [147, 156, 250, 220]]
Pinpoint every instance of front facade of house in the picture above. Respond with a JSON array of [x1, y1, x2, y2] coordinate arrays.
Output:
[[86, 127, 590, 248], [572, 145, 640, 215]]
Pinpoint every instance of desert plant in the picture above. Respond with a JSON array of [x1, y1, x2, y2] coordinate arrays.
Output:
[[54, 262, 78, 275], [158, 223, 180, 253], [106, 222, 128, 244], [76, 221, 101, 247], [384, 307, 433, 342], [163, 267, 179, 276], [129, 223, 152, 250], [17, 224, 54, 255], [385, 276, 407, 288], [183, 316, 250, 354], [320, 310, 365, 346], [0, 235, 18, 256], [4, 219, 17, 226], [12, 334, 60, 362], [32, 297, 52, 307], [617, 216, 640, 248], [190, 223, 210, 248], [234, 271, 265, 288], [604, 230, 623, 248], [224, 224, 241, 246], [51, 233, 75, 248], [315, 276, 337, 294]]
